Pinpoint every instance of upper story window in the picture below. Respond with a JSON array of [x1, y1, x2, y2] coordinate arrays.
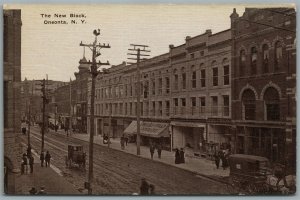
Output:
[[190, 53, 195, 59], [151, 79, 155, 95], [158, 78, 162, 95], [223, 95, 229, 116], [251, 47, 257, 75], [200, 51, 204, 56], [262, 44, 269, 73], [165, 77, 170, 94], [242, 89, 256, 120], [143, 81, 149, 98], [212, 67, 218, 86], [173, 69, 178, 90], [181, 67, 186, 90], [211, 96, 218, 116], [191, 65, 196, 88], [239, 49, 246, 76], [223, 65, 229, 85], [274, 41, 283, 70], [200, 69, 206, 87]]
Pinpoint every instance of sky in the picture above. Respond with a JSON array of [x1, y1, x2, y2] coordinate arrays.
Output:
[[3, 3, 292, 82]]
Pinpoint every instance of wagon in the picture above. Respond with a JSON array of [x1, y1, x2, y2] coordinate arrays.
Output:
[[65, 144, 86, 170], [228, 154, 271, 194]]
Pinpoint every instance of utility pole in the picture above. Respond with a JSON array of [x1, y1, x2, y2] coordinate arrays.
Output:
[[27, 79, 34, 147], [69, 77, 72, 133], [80, 29, 110, 195], [40, 79, 47, 152], [127, 44, 150, 155]]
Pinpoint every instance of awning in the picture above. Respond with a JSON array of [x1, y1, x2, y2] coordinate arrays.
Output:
[[124, 121, 170, 138], [171, 121, 205, 128]]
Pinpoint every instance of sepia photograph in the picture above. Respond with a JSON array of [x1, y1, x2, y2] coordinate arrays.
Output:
[[3, 3, 296, 195]]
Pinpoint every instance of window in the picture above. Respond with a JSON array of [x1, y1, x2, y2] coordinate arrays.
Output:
[[213, 67, 218, 86], [264, 87, 280, 121], [239, 49, 246, 76], [174, 98, 178, 115], [174, 69, 178, 90], [130, 102, 132, 115], [262, 44, 269, 73], [211, 96, 218, 116], [159, 101, 162, 116], [119, 103, 123, 115], [145, 102, 149, 116], [130, 85, 133, 97], [143, 81, 149, 98], [151, 79, 155, 95], [200, 69, 206, 87], [191, 97, 196, 115], [190, 53, 195, 59], [274, 41, 282, 70], [182, 73, 186, 89], [191, 66, 196, 88], [251, 47, 257, 75], [223, 65, 229, 85], [181, 98, 186, 114], [152, 101, 156, 116], [158, 78, 162, 95], [200, 51, 204, 56], [200, 97, 206, 114], [165, 77, 170, 94], [223, 95, 229, 116], [165, 101, 170, 116], [242, 89, 256, 120]]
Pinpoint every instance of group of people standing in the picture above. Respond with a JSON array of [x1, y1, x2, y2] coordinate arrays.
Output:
[[40, 151, 52, 167], [120, 134, 129, 150], [149, 143, 162, 159], [214, 149, 229, 170], [21, 146, 34, 174], [175, 148, 185, 164]]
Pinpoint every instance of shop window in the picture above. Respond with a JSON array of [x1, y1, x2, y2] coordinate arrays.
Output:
[[264, 87, 280, 121], [239, 49, 246, 76], [242, 89, 256, 120], [274, 41, 283, 70], [251, 47, 257, 75], [262, 44, 269, 73]]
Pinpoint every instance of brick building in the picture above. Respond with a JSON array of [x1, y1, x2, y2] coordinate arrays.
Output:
[[88, 28, 232, 154], [230, 8, 296, 170], [3, 9, 22, 194]]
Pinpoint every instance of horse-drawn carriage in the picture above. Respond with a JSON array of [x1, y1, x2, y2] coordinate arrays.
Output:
[[65, 144, 86, 170], [228, 154, 296, 194]]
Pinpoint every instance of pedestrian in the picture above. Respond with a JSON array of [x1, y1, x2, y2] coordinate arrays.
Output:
[[29, 187, 37, 195], [156, 143, 162, 159], [65, 126, 69, 136], [149, 184, 155, 195], [140, 178, 149, 195], [214, 152, 220, 169], [38, 186, 46, 194], [45, 151, 51, 167], [175, 148, 180, 164], [27, 145, 32, 158], [22, 127, 27, 135], [21, 153, 28, 174], [120, 135, 125, 150], [220, 151, 226, 170], [29, 155, 34, 173], [180, 148, 185, 164], [40, 152, 45, 167], [149, 144, 155, 159]]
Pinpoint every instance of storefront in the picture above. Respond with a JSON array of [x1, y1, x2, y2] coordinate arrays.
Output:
[[170, 121, 206, 153], [124, 121, 171, 150]]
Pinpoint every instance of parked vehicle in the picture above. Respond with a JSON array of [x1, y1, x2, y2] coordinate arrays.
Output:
[[65, 144, 86, 170]]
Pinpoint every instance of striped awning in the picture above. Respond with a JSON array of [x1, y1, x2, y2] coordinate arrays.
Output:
[[124, 121, 169, 138]]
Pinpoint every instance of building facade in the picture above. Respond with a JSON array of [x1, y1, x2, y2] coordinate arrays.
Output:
[[3, 9, 22, 194], [230, 8, 296, 171]]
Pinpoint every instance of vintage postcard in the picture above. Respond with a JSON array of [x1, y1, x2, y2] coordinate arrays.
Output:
[[3, 3, 296, 195]]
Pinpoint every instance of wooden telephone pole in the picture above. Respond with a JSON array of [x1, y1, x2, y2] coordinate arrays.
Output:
[[127, 44, 150, 155], [80, 29, 110, 195]]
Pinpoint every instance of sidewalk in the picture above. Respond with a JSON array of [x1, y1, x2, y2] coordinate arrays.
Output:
[[61, 130, 230, 181], [14, 141, 81, 195]]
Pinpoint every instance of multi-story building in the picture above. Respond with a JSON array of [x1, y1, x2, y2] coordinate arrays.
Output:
[[3, 9, 22, 194], [89, 28, 232, 153], [230, 8, 296, 171]]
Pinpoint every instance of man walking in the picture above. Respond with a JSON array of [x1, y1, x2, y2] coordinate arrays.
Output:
[[45, 151, 51, 167], [149, 144, 155, 160], [156, 143, 162, 159], [40, 152, 45, 167], [29, 155, 34, 173]]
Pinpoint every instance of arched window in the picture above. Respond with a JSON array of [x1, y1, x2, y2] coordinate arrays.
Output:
[[239, 49, 246, 76], [242, 89, 256, 120], [264, 87, 280, 121], [181, 67, 186, 90], [223, 58, 229, 85], [274, 41, 283, 70], [262, 44, 269, 73], [250, 47, 257, 74]]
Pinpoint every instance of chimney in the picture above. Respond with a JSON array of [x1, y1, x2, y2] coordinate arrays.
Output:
[[169, 44, 174, 49], [205, 29, 212, 35], [185, 36, 191, 41]]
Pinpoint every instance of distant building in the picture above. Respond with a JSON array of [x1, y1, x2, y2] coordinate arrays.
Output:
[[230, 7, 296, 171], [3, 9, 22, 194]]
